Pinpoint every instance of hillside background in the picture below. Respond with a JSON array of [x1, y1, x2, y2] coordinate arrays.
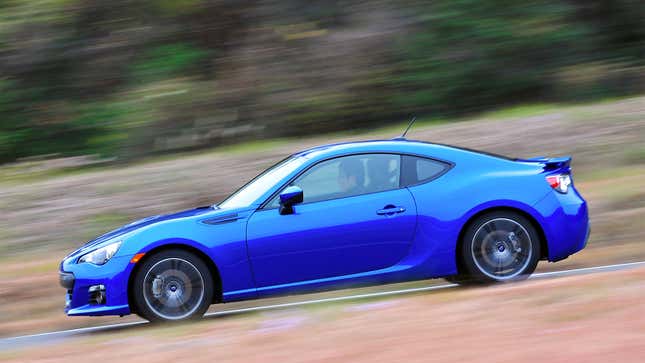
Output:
[[1, 0, 643, 163]]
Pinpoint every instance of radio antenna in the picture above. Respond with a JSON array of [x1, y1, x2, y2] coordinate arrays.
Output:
[[397, 116, 417, 139]]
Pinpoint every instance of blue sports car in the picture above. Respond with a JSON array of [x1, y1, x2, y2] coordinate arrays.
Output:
[[59, 138, 589, 321]]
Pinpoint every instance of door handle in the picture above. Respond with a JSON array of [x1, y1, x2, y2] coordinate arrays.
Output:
[[376, 205, 406, 216]]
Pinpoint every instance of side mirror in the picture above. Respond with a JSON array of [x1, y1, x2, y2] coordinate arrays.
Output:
[[279, 186, 303, 215]]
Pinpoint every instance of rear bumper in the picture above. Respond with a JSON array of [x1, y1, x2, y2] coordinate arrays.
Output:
[[533, 187, 590, 262]]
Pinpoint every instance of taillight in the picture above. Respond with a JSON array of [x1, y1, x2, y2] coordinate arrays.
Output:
[[546, 174, 571, 193]]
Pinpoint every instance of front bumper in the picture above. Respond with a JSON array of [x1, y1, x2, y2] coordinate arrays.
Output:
[[59, 253, 136, 316]]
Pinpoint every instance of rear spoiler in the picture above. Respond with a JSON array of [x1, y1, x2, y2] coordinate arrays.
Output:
[[516, 156, 572, 172]]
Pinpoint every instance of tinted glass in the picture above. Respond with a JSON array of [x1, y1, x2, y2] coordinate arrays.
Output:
[[401, 156, 448, 186], [218, 156, 308, 209], [268, 154, 401, 207]]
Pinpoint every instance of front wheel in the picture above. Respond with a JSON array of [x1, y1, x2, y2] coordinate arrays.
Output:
[[458, 211, 541, 283], [132, 249, 213, 322]]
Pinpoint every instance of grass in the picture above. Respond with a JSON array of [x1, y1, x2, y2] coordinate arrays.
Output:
[[482, 103, 560, 119], [625, 146, 645, 164], [0, 98, 598, 186], [83, 212, 132, 237], [0, 160, 115, 186], [215, 139, 291, 155], [574, 165, 645, 182]]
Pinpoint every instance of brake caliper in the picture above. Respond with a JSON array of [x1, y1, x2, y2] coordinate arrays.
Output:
[[508, 232, 522, 253], [151, 276, 164, 298]]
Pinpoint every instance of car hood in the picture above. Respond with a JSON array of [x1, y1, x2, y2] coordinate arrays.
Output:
[[68, 206, 227, 257]]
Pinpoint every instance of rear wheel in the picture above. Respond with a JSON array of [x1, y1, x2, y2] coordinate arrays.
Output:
[[455, 211, 540, 283], [132, 249, 213, 322]]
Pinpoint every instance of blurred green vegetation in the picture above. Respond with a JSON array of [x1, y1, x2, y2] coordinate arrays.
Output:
[[0, 0, 643, 164]]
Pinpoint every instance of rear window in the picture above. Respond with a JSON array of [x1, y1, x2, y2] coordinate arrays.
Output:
[[401, 155, 450, 186]]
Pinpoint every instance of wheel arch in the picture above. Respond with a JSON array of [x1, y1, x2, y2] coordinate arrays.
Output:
[[127, 242, 223, 313], [454, 206, 549, 275]]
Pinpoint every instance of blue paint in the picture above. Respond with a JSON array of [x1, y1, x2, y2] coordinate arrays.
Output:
[[59, 140, 589, 317]]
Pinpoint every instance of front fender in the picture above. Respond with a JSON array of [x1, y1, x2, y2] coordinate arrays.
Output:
[[119, 216, 257, 301]]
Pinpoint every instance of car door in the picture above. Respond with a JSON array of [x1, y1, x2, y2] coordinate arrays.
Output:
[[246, 153, 417, 288]]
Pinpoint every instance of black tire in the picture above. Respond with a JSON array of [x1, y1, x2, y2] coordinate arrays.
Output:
[[444, 274, 478, 285], [459, 211, 540, 283], [132, 249, 214, 322]]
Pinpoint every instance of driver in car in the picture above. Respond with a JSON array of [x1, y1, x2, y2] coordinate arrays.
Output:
[[337, 158, 365, 196]]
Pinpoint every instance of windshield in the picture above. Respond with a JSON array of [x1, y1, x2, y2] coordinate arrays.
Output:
[[217, 155, 308, 209]]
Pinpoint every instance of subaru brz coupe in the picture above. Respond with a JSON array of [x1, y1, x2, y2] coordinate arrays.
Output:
[[60, 139, 589, 322]]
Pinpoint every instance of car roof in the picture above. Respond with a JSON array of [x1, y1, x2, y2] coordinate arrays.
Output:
[[292, 139, 513, 162]]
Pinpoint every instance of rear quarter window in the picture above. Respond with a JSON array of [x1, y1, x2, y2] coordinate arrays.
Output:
[[401, 155, 450, 186]]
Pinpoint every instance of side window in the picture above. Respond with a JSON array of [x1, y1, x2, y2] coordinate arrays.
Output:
[[267, 154, 401, 207], [401, 155, 449, 186]]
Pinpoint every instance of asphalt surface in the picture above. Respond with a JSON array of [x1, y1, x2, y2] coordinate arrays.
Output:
[[2, 260, 644, 351]]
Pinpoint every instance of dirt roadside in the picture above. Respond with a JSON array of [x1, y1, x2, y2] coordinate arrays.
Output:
[[3, 266, 644, 363]]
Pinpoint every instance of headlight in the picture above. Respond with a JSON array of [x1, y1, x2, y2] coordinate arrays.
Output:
[[78, 241, 122, 265]]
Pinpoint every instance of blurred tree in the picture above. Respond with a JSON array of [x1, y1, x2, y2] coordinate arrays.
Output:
[[392, 0, 588, 115], [130, 43, 211, 83], [572, 0, 644, 63], [0, 0, 643, 164]]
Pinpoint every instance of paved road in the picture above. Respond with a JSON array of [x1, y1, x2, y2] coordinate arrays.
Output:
[[2, 261, 644, 350]]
